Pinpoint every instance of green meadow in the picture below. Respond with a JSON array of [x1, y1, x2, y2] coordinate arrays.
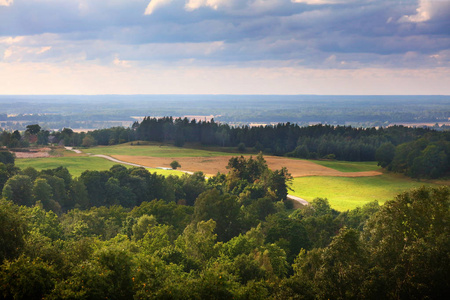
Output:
[[15, 157, 185, 178], [290, 174, 440, 212], [82, 142, 233, 157], [15, 157, 118, 177]]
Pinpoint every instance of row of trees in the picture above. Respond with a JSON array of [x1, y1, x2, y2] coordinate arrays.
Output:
[[4, 118, 440, 155], [0, 125, 50, 148], [132, 118, 442, 160], [2, 118, 449, 178], [74, 118, 449, 163], [376, 137, 450, 178]]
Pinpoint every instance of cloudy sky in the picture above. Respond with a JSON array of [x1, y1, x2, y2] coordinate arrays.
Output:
[[0, 0, 449, 95]]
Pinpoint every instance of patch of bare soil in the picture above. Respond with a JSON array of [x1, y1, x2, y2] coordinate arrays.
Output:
[[113, 155, 382, 178], [12, 148, 52, 158]]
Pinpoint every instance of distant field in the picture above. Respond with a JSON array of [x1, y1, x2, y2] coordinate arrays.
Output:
[[290, 174, 440, 212], [15, 157, 185, 178], [83, 142, 234, 157]]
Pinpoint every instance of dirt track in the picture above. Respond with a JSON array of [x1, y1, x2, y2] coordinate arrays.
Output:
[[112, 155, 382, 178]]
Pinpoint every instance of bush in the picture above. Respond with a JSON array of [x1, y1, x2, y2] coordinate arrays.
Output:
[[170, 160, 181, 170]]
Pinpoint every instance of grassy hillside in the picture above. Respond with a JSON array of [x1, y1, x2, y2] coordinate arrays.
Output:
[[290, 174, 440, 211]]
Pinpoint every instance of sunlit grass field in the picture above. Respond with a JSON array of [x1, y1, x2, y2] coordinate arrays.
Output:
[[82, 142, 234, 157], [15, 157, 118, 177], [289, 174, 440, 212], [15, 157, 185, 178]]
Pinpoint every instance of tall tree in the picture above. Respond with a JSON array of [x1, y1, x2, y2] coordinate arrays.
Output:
[[2, 175, 33, 206], [194, 189, 241, 242], [0, 200, 28, 262], [25, 124, 41, 135]]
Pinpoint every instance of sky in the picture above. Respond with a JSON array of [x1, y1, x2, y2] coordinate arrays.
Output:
[[0, 0, 449, 95]]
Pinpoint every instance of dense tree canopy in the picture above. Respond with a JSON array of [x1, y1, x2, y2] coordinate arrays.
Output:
[[0, 176, 447, 300]]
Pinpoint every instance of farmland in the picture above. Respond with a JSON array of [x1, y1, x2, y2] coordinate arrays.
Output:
[[79, 143, 383, 178], [12, 143, 446, 211]]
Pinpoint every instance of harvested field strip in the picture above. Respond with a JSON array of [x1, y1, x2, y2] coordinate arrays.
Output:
[[112, 155, 383, 178], [290, 175, 441, 211]]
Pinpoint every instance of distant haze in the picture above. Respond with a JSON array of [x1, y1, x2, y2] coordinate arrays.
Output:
[[0, 95, 449, 131]]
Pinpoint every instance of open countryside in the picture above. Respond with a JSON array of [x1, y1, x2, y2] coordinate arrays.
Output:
[[13, 143, 445, 211], [2, 0, 450, 298]]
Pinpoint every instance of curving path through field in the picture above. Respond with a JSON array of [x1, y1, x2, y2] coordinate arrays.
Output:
[[287, 195, 309, 206], [97, 154, 309, 205], [64, 147, 83, 154], [65, 147, 194, 174], [65, 147, 318, 205]]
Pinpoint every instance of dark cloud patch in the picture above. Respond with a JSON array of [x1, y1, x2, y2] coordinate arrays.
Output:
[[0, 0, 449, 69]]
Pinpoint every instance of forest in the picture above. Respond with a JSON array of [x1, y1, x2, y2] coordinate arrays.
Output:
[[1, 152, 448, 299]]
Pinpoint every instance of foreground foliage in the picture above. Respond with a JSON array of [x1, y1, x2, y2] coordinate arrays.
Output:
[[0, 153, 448, 299]]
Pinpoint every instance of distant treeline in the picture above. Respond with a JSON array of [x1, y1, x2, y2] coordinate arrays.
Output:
[[1, 117, 449, 178]]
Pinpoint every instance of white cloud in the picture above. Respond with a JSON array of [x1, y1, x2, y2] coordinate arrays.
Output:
[[145, 0, 173, 15], [185, 0, 228, 11], [37, 46, 52, 54], [399, 0, 450, 23], [0, 0, 13, 7], [2, 45, 52, 62], [3, 49, 12, 59], [113, 54, 131, 67], [0, 36, 24, 45], [399, 0, 432, 23]]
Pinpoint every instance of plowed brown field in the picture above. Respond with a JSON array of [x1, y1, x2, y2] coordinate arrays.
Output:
[[113, 155, 382, 178]]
